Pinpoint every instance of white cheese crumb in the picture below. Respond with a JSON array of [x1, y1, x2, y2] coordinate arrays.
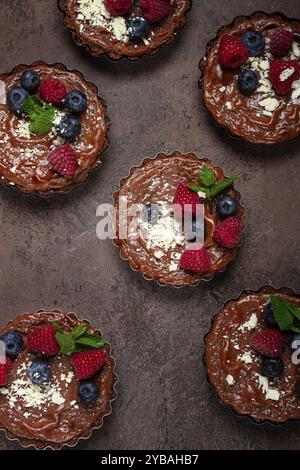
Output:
[[279, 67, 295, 82], [225, 101, 232, 110], [226, 374, 234, 386], [292, 41, 300, 58], [77, 0, 129, 43], [292, 79, 300, 103], [154, 250, 164, 259], [237, 351, 253, 364], [266, 389, 280, 401], [219, 86, 226, 93], [255, 373, 280, 401], [259, 97, 279, 112], [238, 313, 258, 332]]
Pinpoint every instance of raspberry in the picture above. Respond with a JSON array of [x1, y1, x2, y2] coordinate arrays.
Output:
[[173, 181, 203, 217], [270, 28, 294, 57], [140, 0, 171, 23], [180, 247, 211, 274], [104, 0, 133, 16], [27, 324, 60, 356], [48, 144, 78, 178], [251, 330, 283, 358], [213, 216, 242, 248], [218, 35, 249, 69], [70, 349, 108, 380], [269, 59, 300, 95], [0, 357, 12, 386], [39, 77, 67, 105]]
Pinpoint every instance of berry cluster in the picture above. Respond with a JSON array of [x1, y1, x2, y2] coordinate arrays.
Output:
[[0, 322, 108, 406], [104, 0, 171, 41], [170, 166, 241, 275], [218, 27, 300, 96], [249, 303, 285, 380], [7, 69, 88, 178]]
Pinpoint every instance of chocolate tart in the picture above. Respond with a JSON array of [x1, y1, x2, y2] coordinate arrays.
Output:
[[0, 61, 109, 196], [204, 287, 300, 424], [113, 151, 245, 287], [199, 12, 300, 144], [58, 0, 191, 61], [0, 310, 117, 449]]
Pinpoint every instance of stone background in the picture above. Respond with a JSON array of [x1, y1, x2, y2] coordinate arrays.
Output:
[[0, 0, 300, 450]]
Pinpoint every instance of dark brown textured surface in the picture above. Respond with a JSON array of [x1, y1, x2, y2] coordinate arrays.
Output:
[[0, 0, 300, 450]]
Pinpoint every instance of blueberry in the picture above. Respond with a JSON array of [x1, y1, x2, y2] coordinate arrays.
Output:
[[290, 334, 300, 351], [185, 218, 204, 243], [261, 357, 284, 379], [216, 195, 238, 219], [238, 69, 259, 95], [141, 204, 160, 224], [0, 331, 23, 357], [20, 69, 40, 93], [242, 31, 265, 57], [28, 360, 51, 385], [78, 380, 99, 405], [263, 303, 277, 328], [7, 87, 30, 113], [56, 115, 81, 141], [128, 16, 149, 41], [65, 90, 87, 114]]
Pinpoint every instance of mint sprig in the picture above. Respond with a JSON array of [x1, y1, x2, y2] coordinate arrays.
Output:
[[50, 322, 105, 356], [199, 166, 216, 187], [22, 96, 56, 135], [270, 295, 300, 333], [187, 165, 238, 199]]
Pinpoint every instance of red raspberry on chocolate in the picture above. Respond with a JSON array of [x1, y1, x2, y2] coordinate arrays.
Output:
[[173, 181, 203, 217], [180, 247, 211, 274], [140, 0, 171, 24], [269, 59, 300, 95], [0, 357, 12, 386], [39, 77, 67, 105], [104, 0, 133, 16], [27, 324, 60, 356], [218, 35, 249, 69], [213, 216, 242, 248], [270, 28, 295, 57], [48, 144, 78, 178], [70, 349, 108, 380], [251, 330, 283, 358]]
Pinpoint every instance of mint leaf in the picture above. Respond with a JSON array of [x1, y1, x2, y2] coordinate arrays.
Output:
[[71, 325, 87, 339], [270, 295, 294, 331], [22, 96, 43, 115], [187, 183, 209, 194], [50, 321, 63, 332], [199, 166, 216, 187], [291, 326, 300, 333], [29, 106, 55, 135], [22, 95, 56, 135], [188, 176, 238, 199], [55, 332, 76, 356], [76, 335, 105, 349], [206, 176, 239, 198], [285, 301, 300, 321]]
